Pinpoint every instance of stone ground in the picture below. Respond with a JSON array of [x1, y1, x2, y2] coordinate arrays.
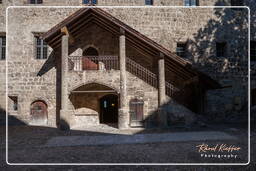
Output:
[[0, 124, 255, 171]]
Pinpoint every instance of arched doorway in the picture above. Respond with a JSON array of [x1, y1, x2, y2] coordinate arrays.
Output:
[[99, 94, 118, 124], [30, 100, 48, 125], [83, 47, 99, 56], [82, 47, 99, 70]]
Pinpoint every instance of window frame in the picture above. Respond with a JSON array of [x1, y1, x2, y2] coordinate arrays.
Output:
[[184, 0, 199, 6], [251, 41, 256, 61], [0, 35, 6, 60], [82, 0, 97, 5], [29, 0, 43, 4], [145, 0, 153, 5], [231, 0, 244, 6], [176, 42, 187, 58], [34, 34, 48, 60], [8, 96, 18, 112], [216, 42, 227, 57]]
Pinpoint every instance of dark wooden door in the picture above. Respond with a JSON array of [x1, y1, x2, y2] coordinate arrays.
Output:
[[129, 99, 144, 127], [31, 101, 47, 123]]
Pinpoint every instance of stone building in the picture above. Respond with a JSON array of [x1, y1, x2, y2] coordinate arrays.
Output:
[[0, 0, 255, 129]]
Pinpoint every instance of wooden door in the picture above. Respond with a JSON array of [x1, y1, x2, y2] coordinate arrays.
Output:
[[129, 99, 144, 127]]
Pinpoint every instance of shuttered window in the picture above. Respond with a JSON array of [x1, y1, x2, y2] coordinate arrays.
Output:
[[0, 36, 6, 60], [130, 99, 144, 122]]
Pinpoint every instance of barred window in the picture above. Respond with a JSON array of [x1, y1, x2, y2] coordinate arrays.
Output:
[[216, 42, 227, 57], [0, 36, 6, 60], [145, 0, 153, 5], [83, 0, 97, 4], [184, 0, 199, 6], [35, 36, 48, 59], [176, 43, 186, 58], [251, 41, 256, 61], [29, 0, 43, 4]]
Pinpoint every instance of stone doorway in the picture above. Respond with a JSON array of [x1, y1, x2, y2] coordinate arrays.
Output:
[[99, 94, 118, 124], [30, 100, 48, 125]]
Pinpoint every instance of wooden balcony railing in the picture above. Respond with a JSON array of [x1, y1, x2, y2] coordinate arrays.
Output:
[[69, 56, 119, 71], [68, 56, 179, 97]]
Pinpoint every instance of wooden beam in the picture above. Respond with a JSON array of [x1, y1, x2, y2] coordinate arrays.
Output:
[[61, 26, 75, 44], [71, 90, 116, 93]]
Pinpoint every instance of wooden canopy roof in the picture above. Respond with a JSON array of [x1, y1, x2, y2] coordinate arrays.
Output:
[[42, 8, 220, 90]]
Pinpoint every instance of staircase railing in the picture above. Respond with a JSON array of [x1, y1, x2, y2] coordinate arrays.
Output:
[[68, 56, 179, 97]]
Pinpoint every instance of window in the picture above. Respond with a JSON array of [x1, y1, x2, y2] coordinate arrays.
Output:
[[0, 0, 2, 4], [251, 41, 256, 61], [9, 96, 18, 111], [129, 99, 144, 126], [29, 0, 43, 4], [231, 0, 244, 6], [252, 89, 256, 106], [184, 0, 199, 6], [176, 43, 186, 58], [82, 0, 97, 5], [216, 42, 227, 57], [0, 36, 6, 60], [35, 36, 48, 59], [145, 0, 153, 5]]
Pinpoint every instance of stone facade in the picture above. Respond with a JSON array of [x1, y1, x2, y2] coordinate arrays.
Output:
[[0, 0, 255, 128]]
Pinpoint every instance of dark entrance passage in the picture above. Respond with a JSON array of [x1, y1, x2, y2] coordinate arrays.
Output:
[[100, 94, 118, 124]]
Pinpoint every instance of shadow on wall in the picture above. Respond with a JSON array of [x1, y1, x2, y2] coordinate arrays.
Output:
[[37, 51, 56, 77], [181, 1, 251, 122], [187, 1, 249, 65]]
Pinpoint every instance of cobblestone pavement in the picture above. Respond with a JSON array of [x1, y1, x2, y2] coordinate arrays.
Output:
[[0, 125, 255, 171]]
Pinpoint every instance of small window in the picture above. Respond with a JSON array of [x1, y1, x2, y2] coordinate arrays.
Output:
[[82, 0, 97, 5], [9, 96, 18, 111], [251, 41, 256, 61], [0, 0, 2, 4], [252, 89, 256, 106], [184, 0, 199, 6], [0, 36, 6, 60], [29, 0, 43, 4], [231, 0, 244, 6], [145, 0, 153, 5], [216, 42, 227, 57], [35, 36, 48, 59], [176, 43, 186, 58]]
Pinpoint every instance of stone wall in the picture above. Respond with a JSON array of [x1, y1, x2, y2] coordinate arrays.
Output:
[[1, 0, 255, 126]]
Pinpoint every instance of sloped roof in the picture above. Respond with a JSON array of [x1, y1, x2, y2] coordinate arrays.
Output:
[[42, 8, 220, 89]]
